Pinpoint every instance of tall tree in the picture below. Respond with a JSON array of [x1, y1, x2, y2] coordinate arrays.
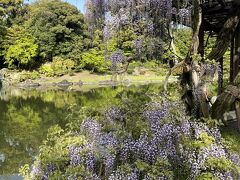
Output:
[[0, 0, 23, 27], [0, 0, 24, 62], [2, 25, 38, 68], [24, 0, 86, 61]]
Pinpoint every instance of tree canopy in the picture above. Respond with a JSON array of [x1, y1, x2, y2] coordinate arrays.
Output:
[[0, 0, 88, 69], [25, 0, 86, 61], [0, 0, 195, 71]]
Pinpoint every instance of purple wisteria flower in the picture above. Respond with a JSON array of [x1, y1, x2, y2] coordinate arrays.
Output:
[[105, 106, 124, 122], [80, 118, 101, 140], [134, 39, 143, 55], [230, 154, 240, 166], [29, 99, 240, 179], [69, 146, 83, 166], [32, 164, 41, 177], [108, 168, 139, 180], [109, 50, 126, 65]]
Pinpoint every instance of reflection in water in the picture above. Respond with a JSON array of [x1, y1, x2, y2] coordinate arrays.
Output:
[[0, 84, 164, 176]]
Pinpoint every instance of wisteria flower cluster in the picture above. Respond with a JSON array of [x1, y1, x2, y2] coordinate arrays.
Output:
[[104, 106, 124, 122], [24, 99, 240, 179], [108, 50, 127, 72], [109, 50, 126, 65]]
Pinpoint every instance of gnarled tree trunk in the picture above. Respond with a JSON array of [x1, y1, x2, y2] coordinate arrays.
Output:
[[187, 4, 240, 118]]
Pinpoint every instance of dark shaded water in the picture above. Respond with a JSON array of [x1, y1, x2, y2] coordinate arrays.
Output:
[[0, 84, 164, 178]]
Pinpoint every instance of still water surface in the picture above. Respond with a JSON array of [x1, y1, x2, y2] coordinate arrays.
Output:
[[0, 84, 164, 179]]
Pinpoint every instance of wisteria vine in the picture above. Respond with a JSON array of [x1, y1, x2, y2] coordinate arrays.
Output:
[[26, 98, 240, 179]]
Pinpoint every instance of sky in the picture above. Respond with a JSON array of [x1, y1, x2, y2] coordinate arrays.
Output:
[[65, 0, 85, 13], [25, 0, 86, 13]]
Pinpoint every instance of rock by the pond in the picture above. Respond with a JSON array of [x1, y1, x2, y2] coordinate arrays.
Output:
[[224, 111, 237, 121], [56, 80, 73, 87], [0, 68, 9, 77], [99, 80, 117, 85], [122, 79, 131, 84], [210, 96, 218, 105], [18, 79, 40, 88], [74, 80, 83, 86], [0, 69, 9, 86]]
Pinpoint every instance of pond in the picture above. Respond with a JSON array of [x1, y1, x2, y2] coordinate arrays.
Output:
[[0, 83, 167, 179]]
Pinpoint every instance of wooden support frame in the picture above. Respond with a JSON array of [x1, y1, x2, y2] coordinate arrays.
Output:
[[234, 24, 240, 80], [235, 100, 240, 131], [234, 25, 240, 130], [230, 24, 240, 82], [230, 35, 235, 82], [218, 57, 224, 95]]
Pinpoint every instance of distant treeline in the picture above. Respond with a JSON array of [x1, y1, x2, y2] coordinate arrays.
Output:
[[0, 0, 192, 73]]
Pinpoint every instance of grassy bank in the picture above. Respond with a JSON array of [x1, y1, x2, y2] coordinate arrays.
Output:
[[2, 69, 177, 87], [36, 71, 169, 84]]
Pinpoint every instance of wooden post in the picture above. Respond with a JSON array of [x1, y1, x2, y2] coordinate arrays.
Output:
[[230, 36, 235, 82], [234, 24, 240, 80], [218, 57, 224, 95], [235, 100, 240, 132], [230, 24, 240, 82]]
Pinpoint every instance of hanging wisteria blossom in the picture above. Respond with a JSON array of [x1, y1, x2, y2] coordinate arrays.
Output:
[[27, 98, 240, 179]]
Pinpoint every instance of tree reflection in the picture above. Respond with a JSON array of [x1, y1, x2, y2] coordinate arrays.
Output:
[[0, 84, 165, 174]]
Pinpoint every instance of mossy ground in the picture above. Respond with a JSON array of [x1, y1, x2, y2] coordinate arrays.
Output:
[[221, 125, 240, 155]]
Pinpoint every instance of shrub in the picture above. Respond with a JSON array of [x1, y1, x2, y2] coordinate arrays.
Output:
[[2, 25, 38, 69], [143, 60, 159, 70], [52, 57, 76, 76], [80, 48, 110, 73], [39, 63, 54, 77], [39, 57, 76, 76], [127, 61, 142, 74], [64, 59, 76, 72], [51, 57, 64, 76], [19, 71, 40, 82], [155, 64, 169, 76]]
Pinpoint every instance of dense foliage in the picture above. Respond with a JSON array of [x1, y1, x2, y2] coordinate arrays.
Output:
[[3, 25, 38, 68], [0, 0, 88, 70], [25, 0, 86, 61], [0, 0, 25, 63], [0, 0, 193, 73]]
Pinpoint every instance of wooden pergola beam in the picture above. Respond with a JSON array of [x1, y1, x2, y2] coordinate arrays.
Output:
[[230, 24, 240, 82]]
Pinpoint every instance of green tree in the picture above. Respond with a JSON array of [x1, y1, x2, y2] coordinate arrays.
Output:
[[0, 0, 24, 61], [3, 25, 38, 68], [0, 0, 23, 26], [5, 37, 38, 68], [80, 29, 111, 73], [173, 28, 192, 58], [25, 0, 86, 61], [80, 48, 108, 73], [118, 25, 137, 57]]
